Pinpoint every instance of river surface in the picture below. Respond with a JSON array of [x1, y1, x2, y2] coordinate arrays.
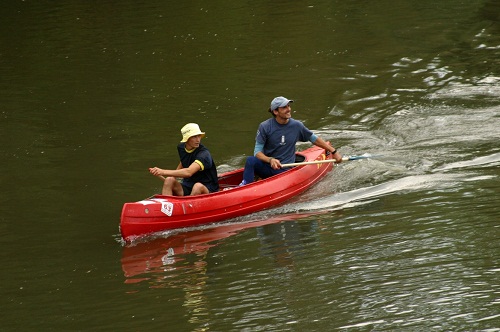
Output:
[[1, 1, 499, 331]]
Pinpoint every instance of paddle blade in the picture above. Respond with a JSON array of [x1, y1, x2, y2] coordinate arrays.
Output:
[[343, 153, 382, 161]]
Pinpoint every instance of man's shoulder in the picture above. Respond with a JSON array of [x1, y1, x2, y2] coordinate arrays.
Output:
[[288, 118, 308, 129], [288, 118, 302, 124], [260, 118, 274, 126], [197, 144, 215, 158], [196, 144, 210, 153]]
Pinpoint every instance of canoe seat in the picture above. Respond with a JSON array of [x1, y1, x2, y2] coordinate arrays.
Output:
[[295, 154, 306, 163]]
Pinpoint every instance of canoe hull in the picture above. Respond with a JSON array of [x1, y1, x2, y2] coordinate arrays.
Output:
[[120, 146, 333, 241]]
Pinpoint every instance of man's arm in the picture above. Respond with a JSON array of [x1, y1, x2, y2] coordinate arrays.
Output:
[[254, 151, 282, 169], [149, 162, 201, 178], [312, 136, 343, 163]]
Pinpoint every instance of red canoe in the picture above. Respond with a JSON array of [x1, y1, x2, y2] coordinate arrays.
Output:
[[120, 146, 333, 241]]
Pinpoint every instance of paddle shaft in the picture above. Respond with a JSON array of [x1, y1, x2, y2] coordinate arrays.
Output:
[[154, 154, 376, 179], [281, 155, 374, 168]]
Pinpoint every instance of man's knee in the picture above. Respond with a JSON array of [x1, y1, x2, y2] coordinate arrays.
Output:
[[191, 182, 209, 195], [245, 156, 259, 167], [164, 176, 176, 186]]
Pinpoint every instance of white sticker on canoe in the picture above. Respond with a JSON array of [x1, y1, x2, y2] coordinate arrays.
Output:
[[138, 198, 169, 206], [138, 200, 157, 205], [161, 202, 174, 216]]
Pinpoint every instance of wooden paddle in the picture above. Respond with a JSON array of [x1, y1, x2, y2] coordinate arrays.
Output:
[[281, 154, 379, 168], [152, 154, 379, 180]]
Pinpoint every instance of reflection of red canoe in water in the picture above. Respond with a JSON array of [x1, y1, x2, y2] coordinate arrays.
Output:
[[121, 212, 319, 282], [120, 146, 333, 242]]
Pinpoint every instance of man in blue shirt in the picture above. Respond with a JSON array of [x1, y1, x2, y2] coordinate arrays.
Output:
[[241, 96, 343, 185], [149, 123, 219, 195]]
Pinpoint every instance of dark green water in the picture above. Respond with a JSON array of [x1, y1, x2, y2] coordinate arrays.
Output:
[[1, 1, 499, 331]]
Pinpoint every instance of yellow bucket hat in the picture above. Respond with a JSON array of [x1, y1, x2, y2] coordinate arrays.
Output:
[[180, 123, 205, 142]]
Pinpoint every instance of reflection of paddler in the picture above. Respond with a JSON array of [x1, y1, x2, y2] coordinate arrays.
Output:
[[121, 232, 212, 325], [121, 211, 323, 281], [184, 252, 209, 326], [256, 219, 320, 269], [121, 234, 215, 280], [121, 212, 326, 323]]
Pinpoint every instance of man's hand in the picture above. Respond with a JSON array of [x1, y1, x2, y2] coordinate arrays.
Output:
[[332, 150, 343, 163], [269, 157, 282, 170], [149, 167, 164, 176]]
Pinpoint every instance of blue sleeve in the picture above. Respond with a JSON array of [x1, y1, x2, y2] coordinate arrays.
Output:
[[254, 142, 264, 156], [255, 123, 266, 145], [309, 134, 318, 143]]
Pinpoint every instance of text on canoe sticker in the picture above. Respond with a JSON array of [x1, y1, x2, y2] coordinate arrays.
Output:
[[161, 202, 174, 216], [318, 153, 326, 168]]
